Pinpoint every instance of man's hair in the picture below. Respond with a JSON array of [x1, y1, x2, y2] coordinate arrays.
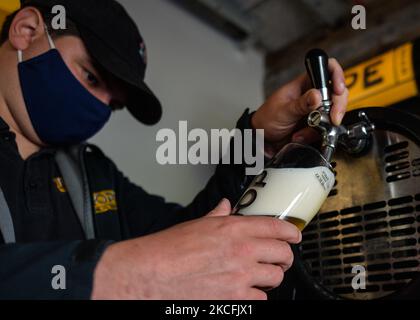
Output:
[[0, 6, 79, 44]]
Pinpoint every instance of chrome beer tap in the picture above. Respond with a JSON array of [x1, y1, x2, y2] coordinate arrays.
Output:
[[305, 49, 375, 161]]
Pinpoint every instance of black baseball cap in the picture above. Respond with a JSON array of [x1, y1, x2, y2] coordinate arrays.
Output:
[[20, 0, 162, 125]]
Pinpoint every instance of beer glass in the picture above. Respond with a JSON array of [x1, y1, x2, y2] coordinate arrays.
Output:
[[232, 143, 335, 231]]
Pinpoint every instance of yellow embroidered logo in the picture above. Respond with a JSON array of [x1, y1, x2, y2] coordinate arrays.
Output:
[[53, 177, 67, 193], [94, 190, 117, 214]]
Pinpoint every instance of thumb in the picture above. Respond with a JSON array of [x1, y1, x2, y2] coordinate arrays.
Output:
[[207, 198, 232, 217], [286, 89, 322, 121]]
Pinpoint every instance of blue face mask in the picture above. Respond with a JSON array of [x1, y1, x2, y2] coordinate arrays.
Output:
[[17, 28, 111, 146]]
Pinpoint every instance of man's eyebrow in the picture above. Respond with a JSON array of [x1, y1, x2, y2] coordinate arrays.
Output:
[[83, 55, 100, 72], [82, 53, 127, 100], [82, 54, 108, 80]]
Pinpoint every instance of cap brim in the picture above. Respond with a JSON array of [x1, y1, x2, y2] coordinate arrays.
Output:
[[78, 26, 162, 125], [126, 81, 163, 126]]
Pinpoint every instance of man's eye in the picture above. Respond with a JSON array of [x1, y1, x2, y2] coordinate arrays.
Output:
[[84, 69, 99, 86]]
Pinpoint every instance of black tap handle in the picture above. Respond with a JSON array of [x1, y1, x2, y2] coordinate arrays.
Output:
[[305, 48, 332, 108]]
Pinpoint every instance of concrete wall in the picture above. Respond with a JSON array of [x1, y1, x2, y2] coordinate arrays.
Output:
[[90, 0, 264, 205]]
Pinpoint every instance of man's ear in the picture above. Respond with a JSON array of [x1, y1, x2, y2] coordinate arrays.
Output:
[[8, 7, 45, 51]]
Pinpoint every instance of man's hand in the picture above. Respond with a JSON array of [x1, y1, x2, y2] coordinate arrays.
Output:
[[91, 199, 301, 300], [252, 58, 349, 155]]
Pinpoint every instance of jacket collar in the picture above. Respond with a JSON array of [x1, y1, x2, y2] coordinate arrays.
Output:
[[0, 116, 56, 157], [0, 116, 10, 133]]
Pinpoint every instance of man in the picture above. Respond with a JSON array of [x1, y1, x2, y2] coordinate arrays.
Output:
[[0, 0, 348, 299]]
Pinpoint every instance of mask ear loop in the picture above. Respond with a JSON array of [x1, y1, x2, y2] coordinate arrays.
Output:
[[45, 24, 56, 50], [18, 24, 56, 63]]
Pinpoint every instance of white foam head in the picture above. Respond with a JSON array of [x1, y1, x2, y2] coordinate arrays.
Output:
[[235, 166, 335, 225]]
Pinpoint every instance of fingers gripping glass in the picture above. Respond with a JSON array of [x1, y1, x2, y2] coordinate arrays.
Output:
[[232, 143, 335, 231]]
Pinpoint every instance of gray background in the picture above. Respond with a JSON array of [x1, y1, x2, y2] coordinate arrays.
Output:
[[90, 0, 263, 205]]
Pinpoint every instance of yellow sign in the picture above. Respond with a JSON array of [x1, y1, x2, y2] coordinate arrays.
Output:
[[0, 0, 20, 30], [94, 190, 118, 214], [345, 42, 418, 110]]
